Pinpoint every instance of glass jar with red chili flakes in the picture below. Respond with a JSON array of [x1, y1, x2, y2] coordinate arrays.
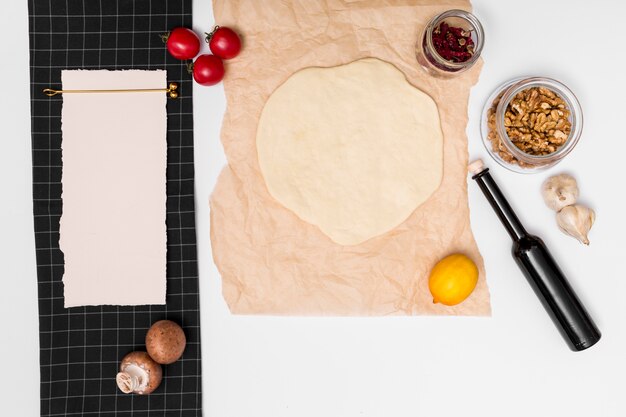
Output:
[[416, 9, 484, 78]]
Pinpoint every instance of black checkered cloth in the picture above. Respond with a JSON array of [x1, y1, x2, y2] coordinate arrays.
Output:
[[28, 1, 202, 416]]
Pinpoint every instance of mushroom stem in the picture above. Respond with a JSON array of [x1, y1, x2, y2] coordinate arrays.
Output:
[[116, 363, 149, 394], [116, 372, 137, 394]]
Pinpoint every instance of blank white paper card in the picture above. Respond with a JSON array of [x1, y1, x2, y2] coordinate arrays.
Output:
[[60, 70, 167, 307]]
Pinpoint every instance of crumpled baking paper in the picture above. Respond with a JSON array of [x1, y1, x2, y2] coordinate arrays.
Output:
[[210, 0, 490, 316]]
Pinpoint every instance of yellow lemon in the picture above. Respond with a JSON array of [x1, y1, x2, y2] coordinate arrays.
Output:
[[428, 254, 478, 306]]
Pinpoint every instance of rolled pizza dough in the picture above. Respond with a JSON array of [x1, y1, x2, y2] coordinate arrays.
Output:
[[257, 58, 444, 245]]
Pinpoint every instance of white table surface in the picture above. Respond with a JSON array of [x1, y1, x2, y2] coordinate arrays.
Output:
[[2, 1, 624, 416]]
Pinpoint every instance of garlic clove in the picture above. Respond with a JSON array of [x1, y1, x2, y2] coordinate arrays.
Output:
[[556, 204, 595, 245], [542, 174, 579, 212]]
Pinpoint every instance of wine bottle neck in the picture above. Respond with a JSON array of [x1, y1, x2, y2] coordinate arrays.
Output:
[[473, 170, 528, 242]]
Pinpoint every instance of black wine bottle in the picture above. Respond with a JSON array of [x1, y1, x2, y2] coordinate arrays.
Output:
[[472, 166, 601, 351]]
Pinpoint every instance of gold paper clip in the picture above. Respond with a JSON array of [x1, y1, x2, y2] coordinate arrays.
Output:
[[43, 82, 179, 99]]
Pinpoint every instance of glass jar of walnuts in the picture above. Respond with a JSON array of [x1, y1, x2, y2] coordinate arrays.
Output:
[[481, 77, 583, 173]]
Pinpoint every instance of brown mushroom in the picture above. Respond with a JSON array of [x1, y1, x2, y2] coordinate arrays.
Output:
[[116, 351, 162, 395], [146, 320, 187, 365]]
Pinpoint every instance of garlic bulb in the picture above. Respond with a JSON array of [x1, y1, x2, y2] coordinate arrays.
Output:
[[556, 205, 595, 245], [542, 174, 579, 212]]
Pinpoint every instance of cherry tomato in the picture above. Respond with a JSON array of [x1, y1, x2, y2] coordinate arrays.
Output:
[[192, 54, 225, 86], [207, 26, 241, 60], [166, 27, 200, 60]]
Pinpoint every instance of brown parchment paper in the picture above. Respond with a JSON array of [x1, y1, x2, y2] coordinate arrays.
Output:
[[210, 0, 491, 316]]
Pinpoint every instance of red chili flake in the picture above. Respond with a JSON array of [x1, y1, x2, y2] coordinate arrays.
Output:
[[432, 21, 474, 63]]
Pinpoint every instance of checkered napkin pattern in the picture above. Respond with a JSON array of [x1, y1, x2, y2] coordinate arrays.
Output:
[[28, 1, 202, 415]]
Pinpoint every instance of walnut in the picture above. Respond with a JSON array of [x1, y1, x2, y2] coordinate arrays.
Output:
[[486, 86, 572, 167]]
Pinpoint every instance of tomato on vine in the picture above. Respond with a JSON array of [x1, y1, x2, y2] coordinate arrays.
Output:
[[163, 27, 201, 60], [192, 54, 225, 86], [206, 26, 241, 60]]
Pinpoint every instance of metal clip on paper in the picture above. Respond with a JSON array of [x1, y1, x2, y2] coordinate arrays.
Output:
[[43, 82, 179, 99]]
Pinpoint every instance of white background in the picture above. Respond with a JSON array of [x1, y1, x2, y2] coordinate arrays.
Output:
[[1, 1, 624, 416]]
